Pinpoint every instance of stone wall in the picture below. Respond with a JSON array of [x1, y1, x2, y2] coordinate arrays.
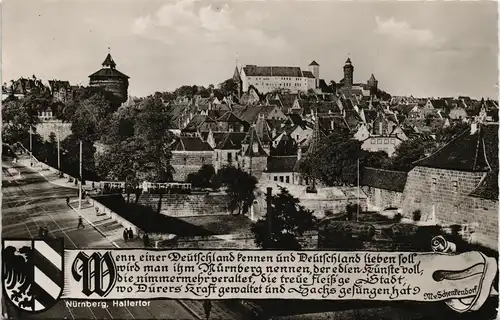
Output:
[[127, 193, 231, 217], [35, 120, 72, 141], [459, 196, 498, 249], [401, 166, 497, 249], [159, 231, 318, 249], [362, 186, 403, 211], [171, 151, 215, 181], [241, 156, 267, 181]]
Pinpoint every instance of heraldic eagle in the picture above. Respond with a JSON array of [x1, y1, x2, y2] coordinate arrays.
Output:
[[3, 245, 33, 308]]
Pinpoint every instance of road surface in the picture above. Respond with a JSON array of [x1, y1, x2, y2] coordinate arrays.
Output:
[[1, 157, 219, 320]]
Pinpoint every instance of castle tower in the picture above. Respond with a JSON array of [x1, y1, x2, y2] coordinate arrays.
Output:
[[309, 61, 320, 88], [89, 51, 129, 104], [309, 61, 320, 79], [367, 74, 378, 96], [343, 58, 354, 87]]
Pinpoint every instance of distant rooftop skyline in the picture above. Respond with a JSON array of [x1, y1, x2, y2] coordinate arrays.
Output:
[[2, 0, 498, 99]]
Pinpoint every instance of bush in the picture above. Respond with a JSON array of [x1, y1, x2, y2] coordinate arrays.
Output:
[[412, 210, 422, 222]]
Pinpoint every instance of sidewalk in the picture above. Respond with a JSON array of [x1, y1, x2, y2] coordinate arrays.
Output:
[[68, 200, 247, 320]]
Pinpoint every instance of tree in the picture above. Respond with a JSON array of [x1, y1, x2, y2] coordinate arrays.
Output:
[[70, 94, 114, 142], [299, 132, 363, 186], [434, 122, 469, 148], [186, 165, 216, 188], [218, 79, 236, 97], [251, 187, 316, 249], [96, 96, 175, 183], [133, 97, 175, 182], [213, 166, 257, 215], [1, 91, 53, 144], [60, 134, 97, 181], [390, 137, 436, 171]]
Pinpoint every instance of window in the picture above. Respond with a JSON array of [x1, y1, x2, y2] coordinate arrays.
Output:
[[384, 139, 389, 144], [432, 178, 437, 190], [279, 176, 284, 182], [183, 157, 187, 165], [201, 157, 205, 164], [377, 139, 382, 144], [216, 153, 218, 161], [453, 181, 458, 193], [286, 176, 290, 183], [228, 152, 232, 162], [274, 176, 278, 181], [371, 139, 375, 144]]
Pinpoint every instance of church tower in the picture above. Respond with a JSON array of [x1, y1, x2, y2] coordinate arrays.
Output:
[[89, 51, 129, 104], [232, 65, 242, 98], [343, 58, 354, 87], [367, 74, 378, 96]]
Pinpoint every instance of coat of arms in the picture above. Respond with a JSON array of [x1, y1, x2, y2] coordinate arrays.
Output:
[[2, 238, 64, 313]]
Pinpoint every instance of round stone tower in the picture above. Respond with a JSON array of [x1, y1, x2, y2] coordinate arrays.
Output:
[[88, 52, 129, 103]]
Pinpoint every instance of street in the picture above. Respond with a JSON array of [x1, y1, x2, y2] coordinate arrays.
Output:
[[1, 156, 239, 320]]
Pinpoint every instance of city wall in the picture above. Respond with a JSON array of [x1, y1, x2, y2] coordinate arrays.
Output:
[[127, 193, 232, 217]]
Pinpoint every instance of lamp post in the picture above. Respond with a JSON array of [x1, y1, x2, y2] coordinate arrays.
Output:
[[29, 127, 33, 166], [78, 140, 82, 211]]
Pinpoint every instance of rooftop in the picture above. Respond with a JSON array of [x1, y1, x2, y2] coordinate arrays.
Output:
[[360, 167, 408, 192], [171, 137, 213, 152], [414, 124, 496, 172]]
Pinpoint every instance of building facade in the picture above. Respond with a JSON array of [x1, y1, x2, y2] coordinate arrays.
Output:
[[239, 61, 319, 94]]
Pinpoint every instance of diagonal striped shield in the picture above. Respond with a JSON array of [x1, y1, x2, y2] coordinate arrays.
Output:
[[2, 238, 64, 314]]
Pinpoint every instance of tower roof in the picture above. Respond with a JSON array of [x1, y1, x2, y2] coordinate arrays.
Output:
[[369, 74, 377, 82], [102, 53, 116, 69], [309, 60, 319, 66], [345, 58, 352, 64]]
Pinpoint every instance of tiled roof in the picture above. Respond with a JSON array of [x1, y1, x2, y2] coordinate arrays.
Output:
[[319, 116, 350, 133], [469, 124, 498, 199], [89, 68, 129, 79], [102, 53, 116, 68], [171, 137, 213, 152], [242, 126, 268, 157], [266, 156, 298, 173], [414, 124, 494, 172], [430, 99, 447, 109], [309, 61, 319, 66], [216, 132, 247, 150], [278, 93, 298, 111], [318, 79, 335, 94], [217, 111, 243, 123], [182, 114, 207, 132], [243, 66, 303, 77], [302, 71, 316, 79], [48, 80, 71, 90], [361, 167, 408, 192], [363, 110, 378, 123]]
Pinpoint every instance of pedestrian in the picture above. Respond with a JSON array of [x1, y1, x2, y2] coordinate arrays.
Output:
[[43, 227, 49, 238], [95, 207, 100, 215], [38, 227, 44, 238], [128, 228, 134, 240], [123, 229, 128, 242], [203, 300, 212, 320], [77, 216, 84, 229]]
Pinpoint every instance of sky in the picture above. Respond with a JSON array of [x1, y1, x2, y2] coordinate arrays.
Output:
[[2, 0, 499, 99]]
